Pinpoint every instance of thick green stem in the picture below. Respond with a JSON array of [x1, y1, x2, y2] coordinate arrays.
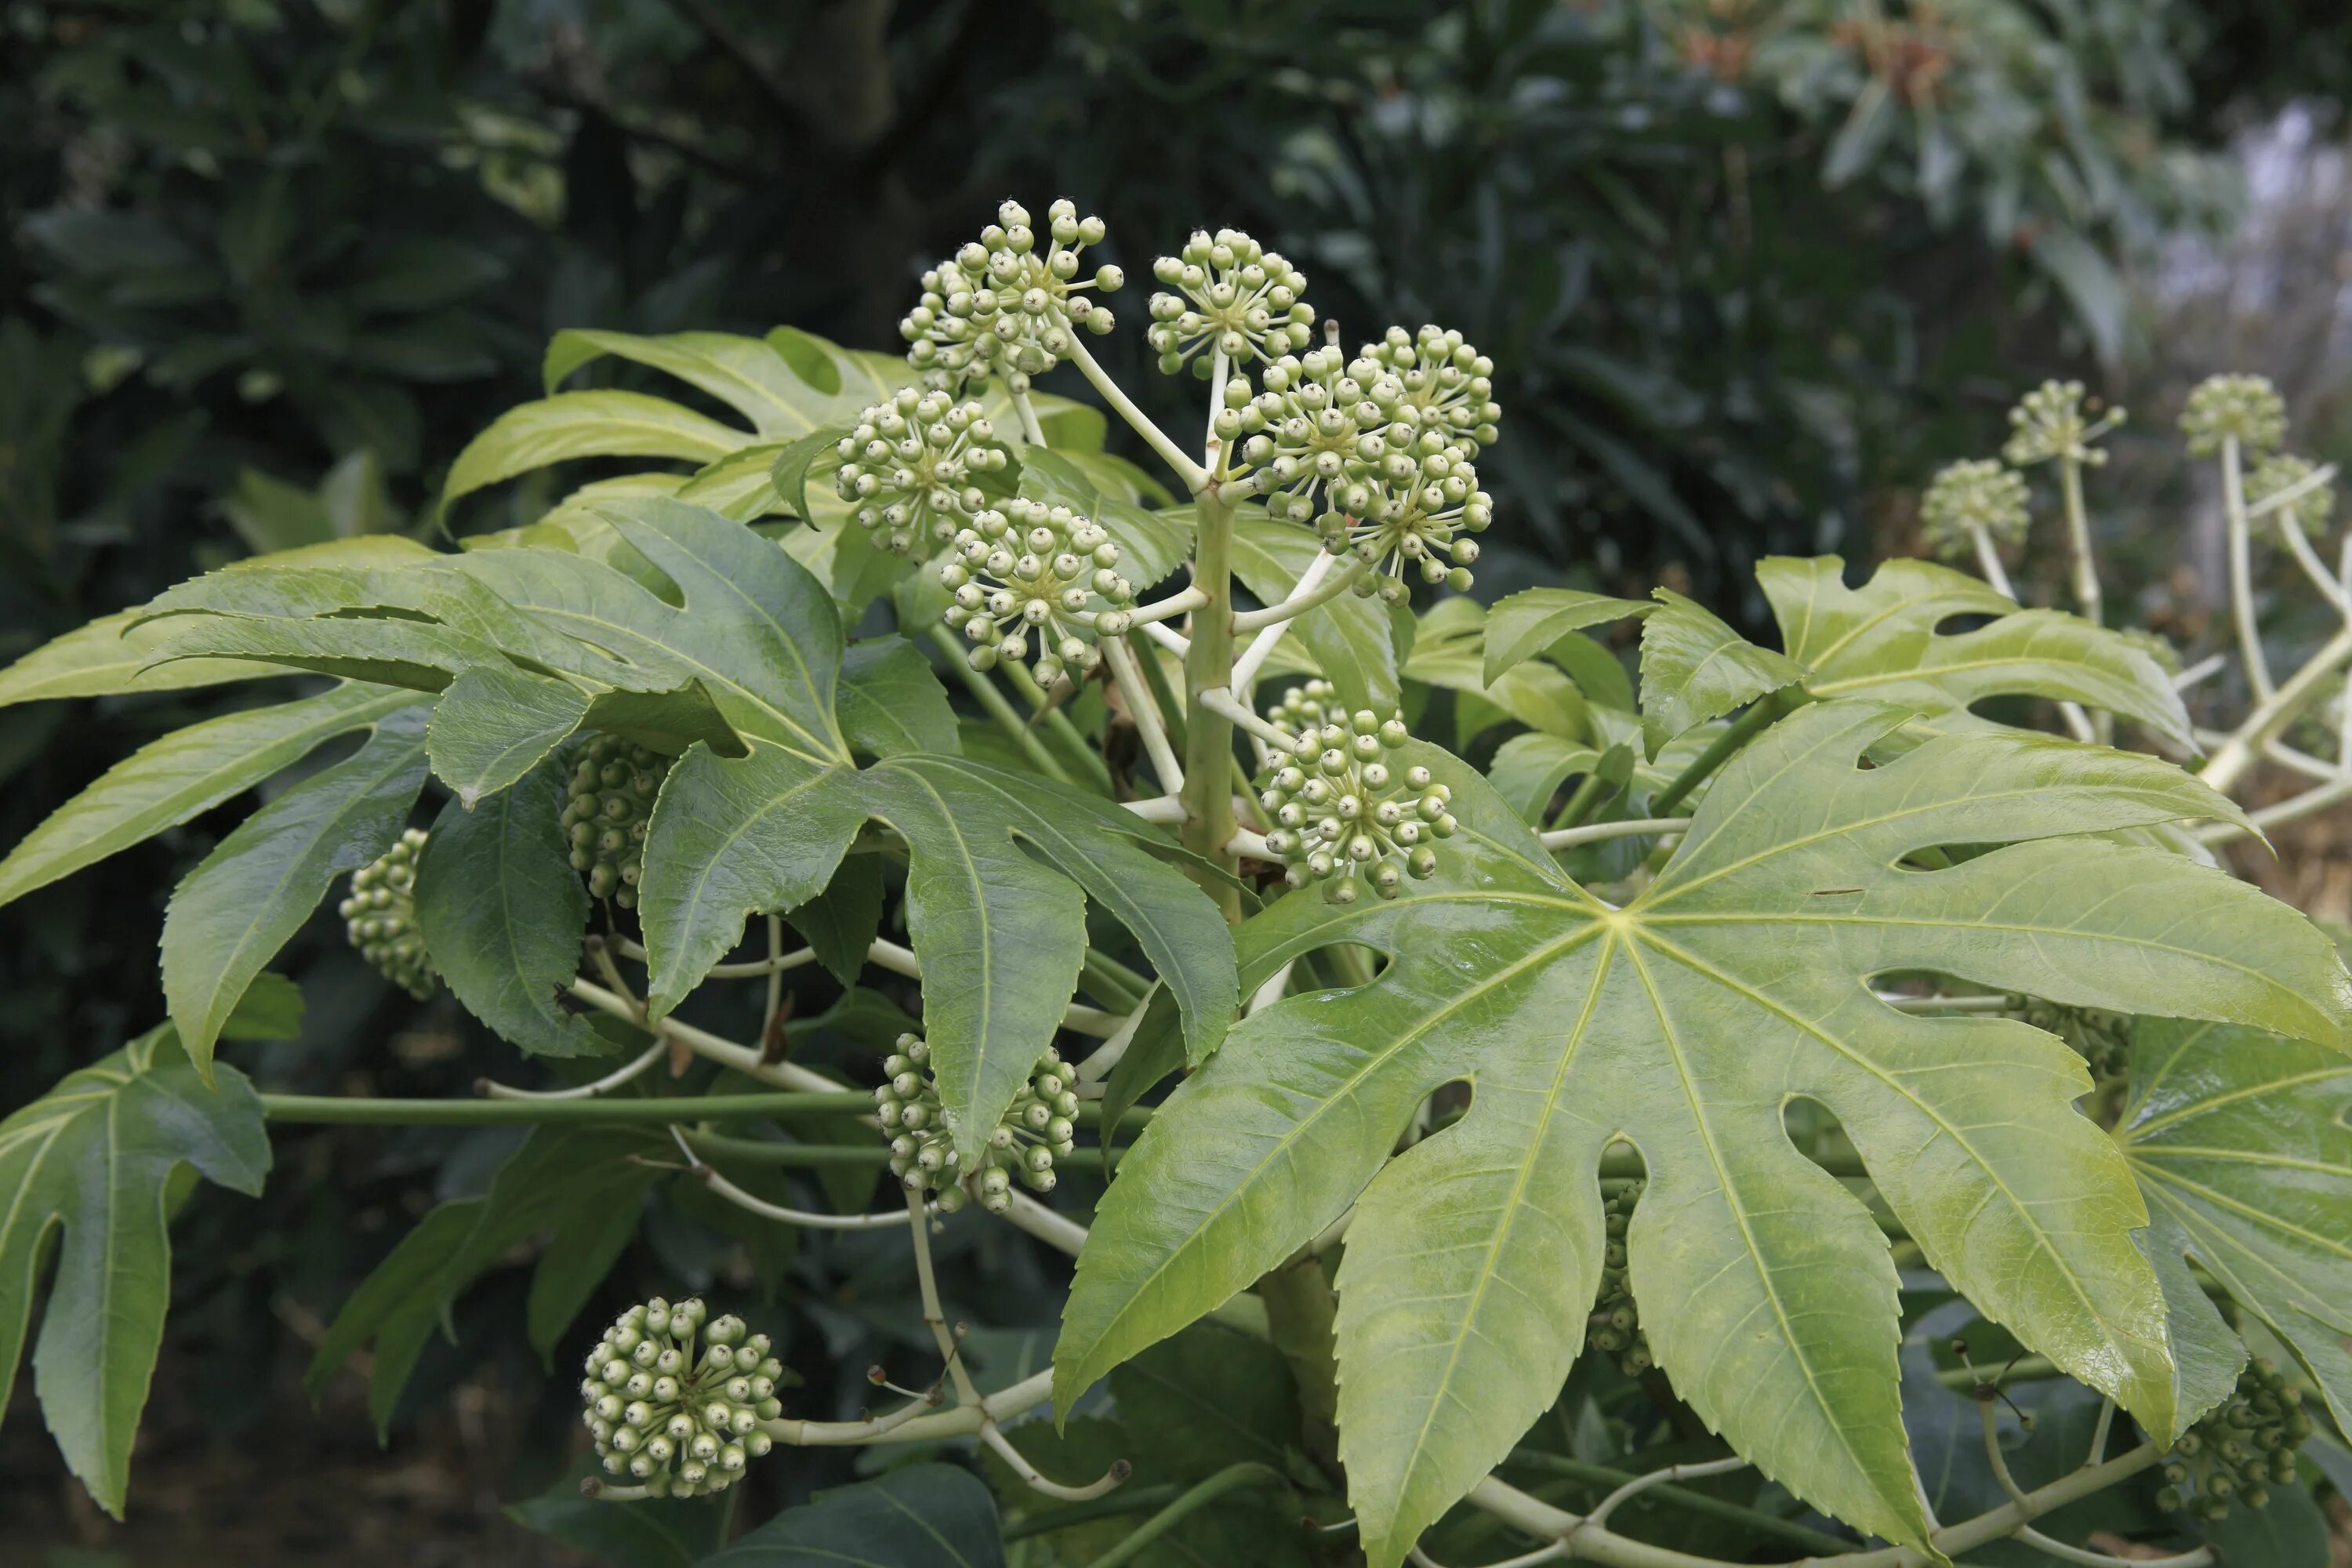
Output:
[[259, 1091, 869, 1125], [1088, 1464, 1290, 1568], [1181, 487, 1242, 919], [1651, 691, 1792, 816]]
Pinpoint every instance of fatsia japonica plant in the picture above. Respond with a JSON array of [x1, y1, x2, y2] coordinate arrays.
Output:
[[3, 195, 2350, 1567]]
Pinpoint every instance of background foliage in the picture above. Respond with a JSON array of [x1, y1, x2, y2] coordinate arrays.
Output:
[[5, 0, 2352, 1558]]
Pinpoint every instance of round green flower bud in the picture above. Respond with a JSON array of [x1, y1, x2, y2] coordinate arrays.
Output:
[[581, 1298, 769, 1499], [2002, 379, 2122, 468], [343, 828, 437, 1000], [904, 198, 1119, 393], [1357, 325, 1502, 456], [561, 734, 672, 910], [1918, 458, 2031, 564], [1319, 442, 1493, 597], [2180, 373, 2287, 458], [1254, 688, 1442, 900], [833, 387, 1013, 555], [1145, 229, 1314, 376], [1584, 1178, 1651, 1375], [874, 1033, 1076, 1210], [940, 499, 1135, 684], [2159, 1357, 2313, 1517], [2245, 451, 2335, 537]]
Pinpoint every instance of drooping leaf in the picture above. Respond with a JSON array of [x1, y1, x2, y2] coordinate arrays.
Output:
[[412, 753, 601, 1058], [782, 853, 886, 987], [0, 681, 421, 909], [697, 1465, 1007, 1568], [1232, 514, 1401, 713], [1483, 587, 1652, 686], [1638, 587, 1807, 757], [1057, 701, 2350, 1567], [306, 1199, 484, 1435], [543, 328, 864, 437], [0, 1026, 270, 1517], [161, 703, 431, 1070], [1762, 556, 2193, 748], [2118, 1017, 2352, 1434], [838, 637, 958, 759], [443, 391, 746, 508]]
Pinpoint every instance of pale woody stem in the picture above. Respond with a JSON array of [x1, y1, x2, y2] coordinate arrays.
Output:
[[1103, 637, 1185, 793], [2222, 435, 2276, 702], [2056, 454, 2113, 743], [1065, 337, 1209, 492], [1010, 388, 1051, 448], [1966, 524, 2094, 744], [2199, 622, 2352, 794]]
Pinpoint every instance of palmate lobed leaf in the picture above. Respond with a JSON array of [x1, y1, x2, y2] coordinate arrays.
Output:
[[0, 1025, 271, 1517], [1055, 700, 2351, 1567], [2118, 1017, 2352, 1435]]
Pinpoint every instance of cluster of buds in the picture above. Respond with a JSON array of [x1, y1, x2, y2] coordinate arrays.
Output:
[[342, 828, 436, 1000], [2180, 372, 2287, 458], [1357, 325, 1501, 456], [940, 499, 1135, 686], [900, 200, 1121, 394], [1918, 458, 2031, 564], [2246, 451, 2336, 538], [563, 735, 670, 909], [2018, 998, 2132, 1085], [833, 389, 1014, 555], [1256, 682, 1452, 903], [579, 1298, 781, 1498], [1147, 230, 1314, 376], [1317, 445, 1493, 602], [1587, 1178, 1652, 1377], [2002, 379, 2122, 468], [873, 1034, 1078, 1214], [2155, 1359, 2311, 1521]]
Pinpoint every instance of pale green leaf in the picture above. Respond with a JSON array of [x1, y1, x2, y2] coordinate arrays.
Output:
[[426, 662, 590, 806], [162, 705, 430, 1069], [0, 1027, 270, 1517], [443, 391, 746, 507], [0, 681, 420, 909], [1638, 587, 1808, 757], [674, 443, 790, 521], [1483, 587, 1652, 686], [1232, 514, 1400, 713], [1022, 450, 1191, 589], [1762, 556, 2193, 748], [543, 328, 858, 437], [413, 754, 601, 1057], [1058, 702, 2348, 1566], [2119, 1017, 2352, 1434], [1406, 597, 1588, 743]]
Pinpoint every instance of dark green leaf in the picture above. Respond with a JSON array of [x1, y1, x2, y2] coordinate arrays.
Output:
[[783, 854, 886, 988], [506, 1457, 726, 1568], [698, 1465, 1006, 1567], [839, 638, 958, 760]]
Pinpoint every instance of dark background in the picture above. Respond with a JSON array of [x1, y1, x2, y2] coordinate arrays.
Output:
[[5, 1, 2352, 1559]]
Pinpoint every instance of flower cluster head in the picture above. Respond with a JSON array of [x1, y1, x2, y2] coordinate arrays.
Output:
[[563, 734, 670, 909], [580, 1298, 779, 1498], [342, 828, 436, 1000], [1256, 682, 1453, 903], [833, 389, 1013, 555], [1318, 442, 1493, 602], [1147, 229, 1314, 376], [1357, 325, 1501, 456], [1587, 1177, 1653, 1377], [873, 1033, 1078, 1214], [2002, 379, 2122, 467], [2245, 451, 2336, 537], [940, 499, 1135, 686], [900, 199, 1121, 394], [2155, 1359, 2311, 1521], [1918, 458, 2031, 562], [2180, 373, 2287, 458]]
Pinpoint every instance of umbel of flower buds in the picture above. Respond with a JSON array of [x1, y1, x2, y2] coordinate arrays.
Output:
[[1147, 229, 1314, 376], [2180, 372, 2286, 458], [1358, 325, 1502, 456], [2154, 1358, 2312, 1521], [1318, 443, 1493, 602], [833, 389, 1013, 555], [1256, 682, 1452, 903], [562, 734, 670, 909], [940, 499, 1135, 687], [900, 199, 1122, 394], [1587, 1178, 1653, 1377], [343, 829, 437, 1000], [2246, 451, 2336, 538], [1918, 458, 2031, 563], [580, 1298, 781, 1498], [2002, 379, 2122, 468], [873, 1034, 1078, 1214]]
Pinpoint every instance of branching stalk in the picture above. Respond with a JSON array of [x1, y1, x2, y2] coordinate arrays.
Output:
[[1065, 338, 1209, 492], [2222, 435, 2275, 702]]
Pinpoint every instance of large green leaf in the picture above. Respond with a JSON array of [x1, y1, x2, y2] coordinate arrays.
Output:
[[1483, 586, 1652, 686], [413, 753, 600, 1058], [0, 536, 437, 707], [0, 1025, 270, 1517], [1762, 556, 2193, 749], [444, 391, 746, 507], [1056, 701, 2350, 1567], [543, 328, 866, 437], [1232, 514, 1401, 713], [161, 703, 431, 1069], [1406, 597, 1588, 745], [0, 681, 420, 909], [697, 1465, 1006, 1567], [837, 637, 958, 760], [426, 662, 592, 805], [2118, 1017, 2352, 1433], [1637, 587, 1807, 756], [506, 1457, 727, 1568]]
